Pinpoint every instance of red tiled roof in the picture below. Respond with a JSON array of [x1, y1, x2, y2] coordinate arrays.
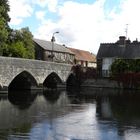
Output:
[[68, 47, 96, 62]]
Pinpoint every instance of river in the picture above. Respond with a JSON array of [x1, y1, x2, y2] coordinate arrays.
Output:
[[0, 88, 140, 140]]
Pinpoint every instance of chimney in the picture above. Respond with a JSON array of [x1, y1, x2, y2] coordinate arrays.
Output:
[[133, 38, 138, 44], [119, 36, 126, 45]]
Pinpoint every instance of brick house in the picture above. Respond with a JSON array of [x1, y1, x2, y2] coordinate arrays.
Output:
[[97, 36, 140, 77]]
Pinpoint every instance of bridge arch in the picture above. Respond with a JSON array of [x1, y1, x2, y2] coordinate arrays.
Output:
[[0, 56, 72, 91], [66, 73, 76, 87], [43, 72, 63, 89], [8, 71, 38, 91]]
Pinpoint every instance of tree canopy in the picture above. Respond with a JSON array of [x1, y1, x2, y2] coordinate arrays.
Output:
[[0, 0, 10, 55], [111, 59, 140, 76], [111, 59, 129, 76], [0, 0, 35, 59]]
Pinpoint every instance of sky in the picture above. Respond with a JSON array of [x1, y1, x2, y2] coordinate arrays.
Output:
[[8, 0, 140, 54]]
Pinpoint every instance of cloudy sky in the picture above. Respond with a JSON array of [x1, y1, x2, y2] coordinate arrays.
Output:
[[8, 0, 140, 54]]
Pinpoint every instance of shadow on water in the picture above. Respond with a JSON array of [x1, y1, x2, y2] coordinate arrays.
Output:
[[67, 87, 140, 121], [92, 88, 140, 132], [67, 87, 140, 138], [66, 87, 98, 104], [8, 90, 37, 110], [43, 89, 61, 104], [1, 87, 140, 139]]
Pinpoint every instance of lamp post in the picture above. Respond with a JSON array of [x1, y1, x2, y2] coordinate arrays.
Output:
[[51, 31, 59, 62]]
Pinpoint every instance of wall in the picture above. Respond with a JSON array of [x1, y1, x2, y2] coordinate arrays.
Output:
[[44, 51, 75, 64], [0, 56, 72, 89], [102, 57, 115, 77]]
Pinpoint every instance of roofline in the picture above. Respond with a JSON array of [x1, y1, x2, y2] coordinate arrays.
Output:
[[33, 38, 75, 55]]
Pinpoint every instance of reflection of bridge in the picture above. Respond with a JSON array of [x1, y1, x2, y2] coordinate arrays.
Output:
[[0, 56, 72, 91]]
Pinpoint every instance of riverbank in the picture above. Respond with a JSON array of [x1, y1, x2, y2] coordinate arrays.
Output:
[[81, 78, 121, 89]]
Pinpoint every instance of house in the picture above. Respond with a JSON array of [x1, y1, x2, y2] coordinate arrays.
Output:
[[68, 47, 96, 68], [33, 38, 75, 64], [97, 36, 140, 77]]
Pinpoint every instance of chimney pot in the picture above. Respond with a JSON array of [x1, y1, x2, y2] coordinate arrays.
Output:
[[119, 36, 126, 45]]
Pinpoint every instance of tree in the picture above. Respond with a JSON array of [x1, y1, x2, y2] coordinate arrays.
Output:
[[6, 27, 35, 59], [129, 59, 140, 72], [0, 0, 10, 55], [20, 27, 35, 59], [0, 0, 10, 24], [0, 0, 35, 59], [111, 59, 129, 76], [110, 59, 140, 89], [8, 41, 27, 58]]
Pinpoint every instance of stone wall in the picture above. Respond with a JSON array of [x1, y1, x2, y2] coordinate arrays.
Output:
[[0, 56, 72, 89], [82, 78, 122, 89]]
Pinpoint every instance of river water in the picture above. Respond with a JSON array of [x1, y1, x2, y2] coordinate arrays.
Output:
[[0, 88, 140, 140]]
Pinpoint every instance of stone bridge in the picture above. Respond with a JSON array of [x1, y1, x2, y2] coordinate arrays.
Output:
[[0, 56, 73, 91]]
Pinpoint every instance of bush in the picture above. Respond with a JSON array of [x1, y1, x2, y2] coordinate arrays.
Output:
[[111, 59, 140, 89]]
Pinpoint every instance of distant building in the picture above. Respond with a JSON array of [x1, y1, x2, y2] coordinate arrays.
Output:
[[68, 47, 96, 68], [33, 38, 75, 64], [97, 36, 140, 77]]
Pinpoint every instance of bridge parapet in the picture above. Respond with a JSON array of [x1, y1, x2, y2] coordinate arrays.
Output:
[[0, 56, 72, 90]]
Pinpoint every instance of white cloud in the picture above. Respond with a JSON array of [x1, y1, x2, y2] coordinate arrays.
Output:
[[47, 0, 58, 12], [9, 0, 58, 25], [112, 0, 140, 40], [9, 0, 140, 54], [34, 0, 108, 54], [35, 11, 46, 22], [9, 0, 33, 25]]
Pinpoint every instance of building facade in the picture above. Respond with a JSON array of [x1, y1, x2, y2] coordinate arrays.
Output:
[[33, 38, 75, 64], [68, 47, 96, 68], [97, 36, 140, 77]]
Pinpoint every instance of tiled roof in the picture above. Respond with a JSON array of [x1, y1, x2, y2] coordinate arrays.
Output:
[[68, 47, 96, 62], [97, 42, 140, 59], [33, 38, 74, 54]]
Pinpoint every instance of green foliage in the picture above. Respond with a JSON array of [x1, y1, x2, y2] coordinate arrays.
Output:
[[6, 27, 35, 59], [111, 59, 140, 76], [0, 0, 10, 55], [111, 59, 129, 76], [7, 41, 27, 58], [20, 27, 35, 59], [111, 59, 140, 89], [0, 0, 10, 23], [129, 59, 140, 72], [0, 0, 35, 59], [0, 18, 9, 55]]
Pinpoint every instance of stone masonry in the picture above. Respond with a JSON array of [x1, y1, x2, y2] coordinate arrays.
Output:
[[0, 56, 72, 90]]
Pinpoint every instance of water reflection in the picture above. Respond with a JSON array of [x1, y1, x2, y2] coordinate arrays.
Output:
[[8, 90, 37, 109], [0, 88, 140, 139], [95, 89, 140, 140], [43, 89, 61, 103], [96, 90, 140, 121]]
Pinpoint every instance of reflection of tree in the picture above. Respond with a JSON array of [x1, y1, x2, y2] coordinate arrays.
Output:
[[8, 90, 37, 109], [96, 90, 140, 121], [68, 92, 96, 105], [110, 91, 140, 123], [96, 89, 140, 137]]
